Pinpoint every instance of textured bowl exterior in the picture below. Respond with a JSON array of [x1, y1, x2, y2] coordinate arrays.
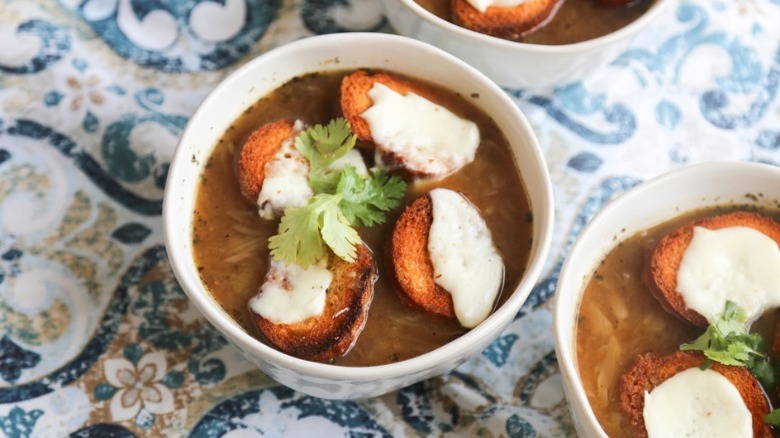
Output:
[[164, 33, 554, 399], [553, 161, 780, 436], [382, 0, 673, 89]]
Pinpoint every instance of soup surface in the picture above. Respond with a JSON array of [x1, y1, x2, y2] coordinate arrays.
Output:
[[575, 205, 780, 436], [192, 70, 533, 366], [415, 0, 654, 45]]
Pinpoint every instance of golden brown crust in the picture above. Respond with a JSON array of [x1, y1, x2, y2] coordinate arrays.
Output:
[[451, 0, 565, 40], [646, 211, 780, 327], [252, 244, 377, 362], [340, 70, 424, 144], [339, 70, 454, 178], [620, 351, 772, 438], [391, 195, 456, 319], [236, 119, 296, 203]]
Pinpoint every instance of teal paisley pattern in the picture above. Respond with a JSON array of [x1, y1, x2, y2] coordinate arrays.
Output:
[[1, 0, 779, 435], [0, 20, 70, 74], [101, 88, 187, 187], [58, 0, 282, 72]]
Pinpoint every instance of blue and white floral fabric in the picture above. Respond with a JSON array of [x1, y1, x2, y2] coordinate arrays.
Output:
[[0, 0, 778, 436]]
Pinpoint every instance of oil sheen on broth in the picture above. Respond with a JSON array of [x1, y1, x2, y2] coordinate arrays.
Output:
[[415, 0, 653, 45], [575, 205, 780, 436], [192, 70, 533, 366]]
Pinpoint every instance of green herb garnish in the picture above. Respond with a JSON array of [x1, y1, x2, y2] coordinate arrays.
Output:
[[338, 166, 407, 227], [269, 118, 407, 267], [295, 118, 357, 194], [680, 301, 775, 388], [765, 409, 780, 427], [681, 301, 763, 367]]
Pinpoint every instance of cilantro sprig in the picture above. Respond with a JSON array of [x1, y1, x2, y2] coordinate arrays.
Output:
[[765, 409, 780, 427], [269, 118, 407, 267], [338, 167, 407, 227], [681, 300, 775, 388], [295, 118, 356, 194]]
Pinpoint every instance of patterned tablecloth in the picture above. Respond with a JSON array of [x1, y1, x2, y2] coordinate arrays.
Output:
[[1, 0, 779, 436]]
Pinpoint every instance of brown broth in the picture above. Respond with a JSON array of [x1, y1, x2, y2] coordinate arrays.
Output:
[[575, 205, 780, 436], [191, 70, 533, 366], [415, 0, 654, 45]]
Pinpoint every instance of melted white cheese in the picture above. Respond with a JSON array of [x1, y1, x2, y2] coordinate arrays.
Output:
[[465, 0, 531, 13], [256, 121, 312, 220], [677, 226, 780, 322], [327, 149, 368, 177], [249, 259, 333, 324], [428, 188, 503, 328], [360, 83, 480, 179], [643, 368, 752, 438]]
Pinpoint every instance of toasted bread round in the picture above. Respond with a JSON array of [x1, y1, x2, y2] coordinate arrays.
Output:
[[340, 70, 426, 144], [391, 194, 456, 319], [236, 119, 296, 203], [341, 70, 471, 178], [620, 351, 772, 438], [252, 244, 377, 362], [452, 0, 565, 40], [645, 211, 780, 327]]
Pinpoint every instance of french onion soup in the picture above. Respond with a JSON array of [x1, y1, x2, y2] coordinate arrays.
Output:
[[192, 69, 533, 366], [416, 0, 654, 45], [575, 205, 780, 437]]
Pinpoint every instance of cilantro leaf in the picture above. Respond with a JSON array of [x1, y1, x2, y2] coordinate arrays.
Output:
[[338, 166, 407, 227], [766, 409, 780, 427], [269, 193, 359, 267], [748, 354, 776, 389], [269, 118, 407, 267], [296, 118, 356, 194], [320, 197, 360, 262], [681, 301, 766, 368]]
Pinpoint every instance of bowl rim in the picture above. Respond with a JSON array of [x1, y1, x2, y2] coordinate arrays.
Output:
[[164, 32, 555, 383], [552, 160, 780, 436], [393, 0, 673, 53]]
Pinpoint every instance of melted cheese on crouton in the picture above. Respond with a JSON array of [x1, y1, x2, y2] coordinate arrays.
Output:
[[677, 226, 780, 322], [466, 0, 532, 13], [249, 259, 333, 324], [327, 149, 368, 177], [643, 368, 752, 438], [256, 121, 312, 219], [428, 189, 503, 328], [360, 83, 480, 179]]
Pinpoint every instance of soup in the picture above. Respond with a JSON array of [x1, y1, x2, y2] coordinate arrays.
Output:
[[191, 70, 533, 366], [415, 0, 654, 45], [575, 205, 780, 436]]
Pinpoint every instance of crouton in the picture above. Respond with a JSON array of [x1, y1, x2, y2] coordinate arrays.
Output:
[[391, 194, 456, 319], [620, 351, 772, 437], [252, 244, 377, 362], [340, 70, 480, 179], [236, 119, 297, 203], [341, 70, 429, 145], [646, 211, 780, 327], [451, 0, 565, 40]]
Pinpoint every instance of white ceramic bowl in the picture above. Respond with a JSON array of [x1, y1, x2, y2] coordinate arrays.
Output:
[[164, 33, 554, 399], [553, 161, 780, 437], [382, 0, 672, 89]]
